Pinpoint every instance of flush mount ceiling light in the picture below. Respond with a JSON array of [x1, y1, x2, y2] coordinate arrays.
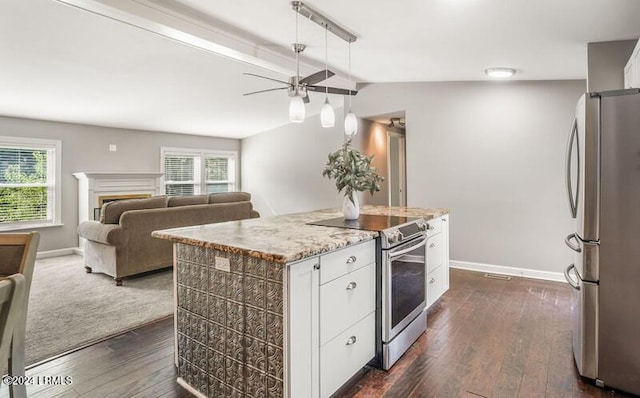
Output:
[[485, 67, 517, 78]]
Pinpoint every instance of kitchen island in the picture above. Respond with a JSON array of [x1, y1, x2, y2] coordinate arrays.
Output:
[[152, 205, 449, 398]]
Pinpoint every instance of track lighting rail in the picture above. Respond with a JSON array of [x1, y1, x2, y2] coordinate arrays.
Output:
[[291, 1, 357, 43]]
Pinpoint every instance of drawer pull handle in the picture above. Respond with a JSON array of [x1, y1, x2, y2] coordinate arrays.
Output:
[[346, 336, 357, 346], [429, 278, 436, 284], [429, 243, 436, 248], [346, 256, 357, 264], [346, 282, 357, 290]]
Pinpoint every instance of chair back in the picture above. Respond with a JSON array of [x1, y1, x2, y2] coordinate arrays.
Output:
[[0, 233, 40, 293], [0, 274, 26, 372], [0, 232, 39, 394]]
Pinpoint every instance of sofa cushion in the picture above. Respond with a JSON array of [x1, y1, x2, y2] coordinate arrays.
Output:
[[100, 195, 168, 224], [168, 195, 208, 207], [208, 192, 251, 204]]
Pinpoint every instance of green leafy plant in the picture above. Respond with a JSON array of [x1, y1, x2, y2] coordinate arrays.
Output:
[[322, 139, 384, 204]]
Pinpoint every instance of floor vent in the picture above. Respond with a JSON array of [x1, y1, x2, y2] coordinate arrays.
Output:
[[484, 273, 512, 281]]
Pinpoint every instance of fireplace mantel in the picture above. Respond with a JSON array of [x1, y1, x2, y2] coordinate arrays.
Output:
[[74, 172, 164, 248]]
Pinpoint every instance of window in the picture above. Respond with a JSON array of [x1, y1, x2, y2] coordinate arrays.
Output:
[[161, 148, 237, 196], [0, 136, 62, 230]]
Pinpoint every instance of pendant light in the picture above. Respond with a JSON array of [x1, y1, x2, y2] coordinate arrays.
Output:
[[320, 26, 335, 128], [344, 40, 357, 135], [289, 7, 305, 123]]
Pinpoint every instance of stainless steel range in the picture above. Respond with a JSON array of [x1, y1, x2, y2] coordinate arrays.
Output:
[[308, 214, 429, 370]]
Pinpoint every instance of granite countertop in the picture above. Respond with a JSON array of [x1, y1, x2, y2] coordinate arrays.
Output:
[[152, 205, 449, 264]]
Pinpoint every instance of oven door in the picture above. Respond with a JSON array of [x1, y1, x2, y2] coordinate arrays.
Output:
[[382, 234, 427, 343]]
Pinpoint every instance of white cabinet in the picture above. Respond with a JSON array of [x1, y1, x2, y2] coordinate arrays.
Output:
[[624, 40, 640, 89], [320, 263, 376, 346], [287, 257, 320, 398], [319, 312, 375, 397], [426, 215, 450, 308], [286, 240, 376, 398]]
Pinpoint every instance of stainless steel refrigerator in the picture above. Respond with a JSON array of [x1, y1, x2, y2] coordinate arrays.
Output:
[[564, 88, 640, 395]]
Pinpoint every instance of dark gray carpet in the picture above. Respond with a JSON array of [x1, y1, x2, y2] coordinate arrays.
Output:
[[26, 254, 173, 365]]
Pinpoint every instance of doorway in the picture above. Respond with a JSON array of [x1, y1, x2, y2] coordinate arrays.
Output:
[[387, 126, 406, 207]]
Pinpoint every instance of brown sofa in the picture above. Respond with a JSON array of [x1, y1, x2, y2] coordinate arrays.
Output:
[[77, 192, 259, 285]]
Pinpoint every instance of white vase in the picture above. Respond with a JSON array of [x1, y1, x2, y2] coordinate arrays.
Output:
[[343, 194, 360, 220]]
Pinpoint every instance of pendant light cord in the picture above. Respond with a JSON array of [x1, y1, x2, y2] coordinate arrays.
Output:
[[325, 26, 329, 96], [295, 8, 300, 82], [348, 41, 352, 110]]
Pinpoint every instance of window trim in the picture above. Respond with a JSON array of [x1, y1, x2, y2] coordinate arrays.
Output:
[[0, 136, 62, 231], [160, 147, 238, 195]]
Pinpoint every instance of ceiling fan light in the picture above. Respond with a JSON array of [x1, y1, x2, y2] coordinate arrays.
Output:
[[320, 98, 335, 128], [344, 112, 358, 135], [289, 96, 305, 123]]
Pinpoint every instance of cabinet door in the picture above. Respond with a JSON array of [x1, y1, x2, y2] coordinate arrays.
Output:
[[442, 215, 450, 291], [287, 258, 320, 398], [624, 59, 635, 89]]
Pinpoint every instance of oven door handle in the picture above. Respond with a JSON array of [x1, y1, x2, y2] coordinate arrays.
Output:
[[388, 235, 428, 258]]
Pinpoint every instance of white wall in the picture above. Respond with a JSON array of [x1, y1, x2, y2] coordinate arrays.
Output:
[[0, 116, 239, 252], [241, 112, 347, 216], [352, 80, 586, 274]]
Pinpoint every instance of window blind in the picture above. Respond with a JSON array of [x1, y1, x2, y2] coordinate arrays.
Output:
[[205, 156, 234, 193], [0, 147, 53, 224], [163, 154, 199, 196], [162, 149, 236, 196]]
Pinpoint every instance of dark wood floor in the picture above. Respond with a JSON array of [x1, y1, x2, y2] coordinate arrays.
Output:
[[1, 269, 633, 397]]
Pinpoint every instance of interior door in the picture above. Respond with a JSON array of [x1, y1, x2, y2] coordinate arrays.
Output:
[[388, 132, 406, 207]]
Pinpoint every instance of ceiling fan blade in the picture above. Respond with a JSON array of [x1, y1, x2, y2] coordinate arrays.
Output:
[[307, 85, 358, 96], [243, 73, 291, 85], [243, 87, 288, 96], [300, 69, 335, 85]]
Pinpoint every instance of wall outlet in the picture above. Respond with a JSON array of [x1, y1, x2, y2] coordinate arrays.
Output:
[[214, 256, 230, 272], [109, 144, 117, 152]]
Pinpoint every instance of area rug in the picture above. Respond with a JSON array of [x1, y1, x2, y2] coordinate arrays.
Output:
[[26, 254, 173, 365]]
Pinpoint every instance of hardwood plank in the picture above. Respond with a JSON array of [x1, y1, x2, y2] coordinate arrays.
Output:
[[8, 269, 634, 398]]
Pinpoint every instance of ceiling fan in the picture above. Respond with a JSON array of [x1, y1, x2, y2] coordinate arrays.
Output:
[[242, 43, 357, 104], [243, 1, 359, 130]]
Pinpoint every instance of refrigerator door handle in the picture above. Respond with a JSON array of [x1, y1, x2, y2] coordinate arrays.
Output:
[[564, 264, 581, 290], [565, 118, 579, 218], [565, 233, 582, 253]]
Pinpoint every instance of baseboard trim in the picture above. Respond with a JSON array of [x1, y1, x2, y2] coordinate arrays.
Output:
[[450, 260, 566, 283], [36, 248, 81, 259]]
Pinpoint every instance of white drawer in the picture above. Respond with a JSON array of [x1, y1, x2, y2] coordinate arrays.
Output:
[[425, 216, 442, 237], [320, 312, 375, 398], [320, 240, 375, 285], [427, 265, 446, 308], [320, 263, 376, 346], [426, 233, 443, 273]]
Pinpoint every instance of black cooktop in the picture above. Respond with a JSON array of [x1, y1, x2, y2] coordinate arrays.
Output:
[[307, 214, 420, 232]]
